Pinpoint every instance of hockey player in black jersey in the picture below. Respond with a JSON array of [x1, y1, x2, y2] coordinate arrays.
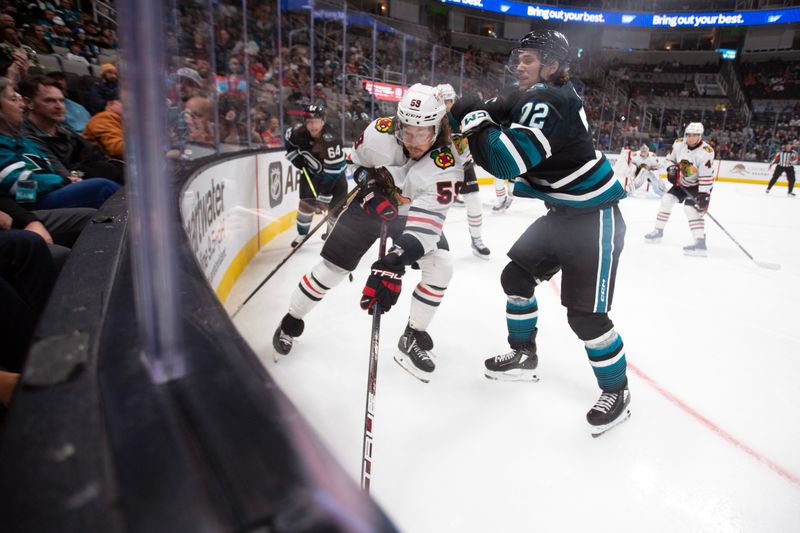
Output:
[[451, 29, 630, 436], [284, 104, 348, 247]]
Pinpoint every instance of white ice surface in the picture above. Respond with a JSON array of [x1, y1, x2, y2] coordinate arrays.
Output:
[[227, 181, 800, 533]]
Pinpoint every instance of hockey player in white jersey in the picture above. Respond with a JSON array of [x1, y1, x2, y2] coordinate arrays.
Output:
[[437, 83, 490, 259], [273, 84, 461, 383], [644, 122, 715, 256], [627, 145, 665, 196]]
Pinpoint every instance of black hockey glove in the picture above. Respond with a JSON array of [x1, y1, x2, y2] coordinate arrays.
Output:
[[694, 192, 710, 215], [449, 93, 484, 125], [291, 151, 322, 173], [289, 153, 307, 171], [666, 165, 679, 185], [360, 252, 405, 314], [483, 85, 521, 125]]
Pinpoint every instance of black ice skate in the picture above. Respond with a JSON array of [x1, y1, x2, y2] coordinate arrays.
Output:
[[290, 235, 305, 248], [587, 385, 631, 438], [644, 228, 663, 243], [683, 237, 707, 257], [394, 325, 435, 383], [471, 237, 491, 260], [272, 314, 304, 361], [484, 346, 539, 382]]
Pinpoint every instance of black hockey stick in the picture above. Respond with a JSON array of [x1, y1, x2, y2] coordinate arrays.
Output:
[[679, 185, 781, 270], [230, 183, 362, 318], [361, 221, 388, 493]]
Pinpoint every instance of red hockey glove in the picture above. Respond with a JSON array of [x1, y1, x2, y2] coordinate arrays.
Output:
[[359, 183, 398, 221], [360, 254, 405, 314]]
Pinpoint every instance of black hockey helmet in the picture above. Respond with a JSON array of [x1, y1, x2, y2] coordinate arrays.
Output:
[[304, 104, 326, 120], [508, 29, 571, 85], [518, 29, 570, 65]]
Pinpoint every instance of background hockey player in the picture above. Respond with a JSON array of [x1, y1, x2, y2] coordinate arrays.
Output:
[[451, 30, 631, 437], [766, 143, 797, 196], [644, 122, 715, 256], [273, 84, 461, 383], [284, 104, 348, 247], [627, 144, 664, 196], [437, 83, 490, 259]]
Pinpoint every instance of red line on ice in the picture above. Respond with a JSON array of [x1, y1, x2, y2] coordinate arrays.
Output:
[[547, 278, 800, 487]]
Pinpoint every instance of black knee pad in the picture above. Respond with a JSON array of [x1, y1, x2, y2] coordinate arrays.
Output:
[[566, 310, 614, 341], [500, 261, 536, 298]]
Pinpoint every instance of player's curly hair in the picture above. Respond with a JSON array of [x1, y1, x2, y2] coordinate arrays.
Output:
[[431, 116, 452, 151], [548, 63, 571, 87]]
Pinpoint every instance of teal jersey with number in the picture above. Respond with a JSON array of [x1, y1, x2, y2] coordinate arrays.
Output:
[[469, 81, 625, 209]]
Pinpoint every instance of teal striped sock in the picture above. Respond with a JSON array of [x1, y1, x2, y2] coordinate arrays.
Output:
[[507, 296, 538, 347], [586, 331, 627, 391]]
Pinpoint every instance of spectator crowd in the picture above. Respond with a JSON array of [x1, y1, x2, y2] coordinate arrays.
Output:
[[0, 0, 124, 412]]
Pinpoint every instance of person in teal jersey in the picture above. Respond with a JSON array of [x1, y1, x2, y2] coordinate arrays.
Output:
[[451, 29, 630, 437]]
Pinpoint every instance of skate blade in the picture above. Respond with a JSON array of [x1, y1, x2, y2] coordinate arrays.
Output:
[[484, 369, 539, 382], [644, 237, 662, 244], [393, 352, 433, 383], [272, 341, 295, 363], [471, 248, 491, 261], [590, 408, 631, 438], [683, 249, 707, 257]]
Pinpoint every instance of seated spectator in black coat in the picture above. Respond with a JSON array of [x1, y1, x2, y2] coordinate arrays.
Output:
[[20, 75, 124, 184], [0, 229, 57, 372]]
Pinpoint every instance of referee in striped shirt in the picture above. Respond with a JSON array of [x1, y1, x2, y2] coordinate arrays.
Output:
[[766, 143, 798, 196]]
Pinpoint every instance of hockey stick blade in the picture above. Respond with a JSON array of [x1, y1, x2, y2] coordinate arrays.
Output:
[[755, 260, 781, 271], [676, 194, 782, 273]]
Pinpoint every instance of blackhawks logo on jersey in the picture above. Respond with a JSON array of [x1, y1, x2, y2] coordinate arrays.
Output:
[[374, 117, 394, 134], [430, 147, 455, 170], [452, 134, 468, 155]]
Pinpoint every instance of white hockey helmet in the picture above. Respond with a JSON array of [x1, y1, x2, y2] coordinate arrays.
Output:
[[639, 144, 649, 153], [685, 122, 704, 135], [396, 83, 446, 145], [436, 83, 457, 102]]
